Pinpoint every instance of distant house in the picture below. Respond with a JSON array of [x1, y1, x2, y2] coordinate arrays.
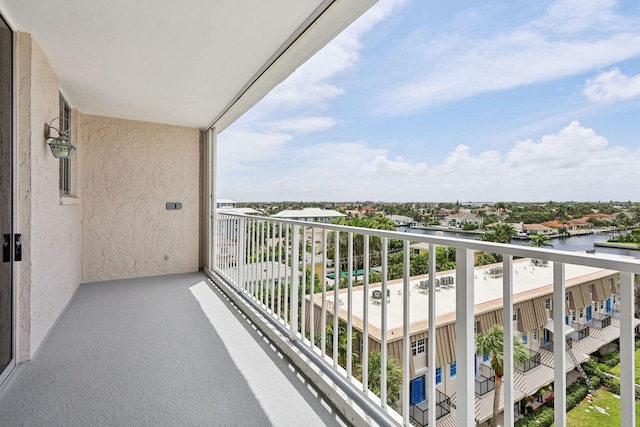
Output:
[[434, 209, 453, 221], [443, 212, 482, 228], [219, 206, 262, 216], [388, 215, 416, 227], [361, 206, 378, 214], [216, 198, 236, 208], [584, 213, 615, 222], [271, 207, 345, 224], [216, 199, 262, 215], [522, 224, 554, 235], [343, 206, 378, 218], [569, 218, 593, 229], [542, 220, 574, 230]]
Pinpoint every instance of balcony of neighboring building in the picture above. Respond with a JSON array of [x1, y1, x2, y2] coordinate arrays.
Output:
[[475, 363, 495, 397], [409, 389, 452, 426], [569, 321, 591, 342], [584, 311, 612, 329], [516, 349, 542, 374]]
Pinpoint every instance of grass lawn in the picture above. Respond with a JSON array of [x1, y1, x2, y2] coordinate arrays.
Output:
[[609, 347, 640, 385], [558, 389, 640, 427], [604, 240, 640, 247]]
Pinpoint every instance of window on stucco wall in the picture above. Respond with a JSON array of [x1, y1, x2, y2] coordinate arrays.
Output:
[[59, 93, 72, 195]]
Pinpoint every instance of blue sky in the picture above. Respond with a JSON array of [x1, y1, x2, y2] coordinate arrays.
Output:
[[218, 0, 640, 202]]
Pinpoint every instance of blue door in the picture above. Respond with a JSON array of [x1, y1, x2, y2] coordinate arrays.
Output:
[[565, 316, 570, 325], [474, 355, 477, 377], [410, 375, 426, 405], [543, 329, 550, 345], [606, 298, 611, 313], [586, 306, 592, 321]]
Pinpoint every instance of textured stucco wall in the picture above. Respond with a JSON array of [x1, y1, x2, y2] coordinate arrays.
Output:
[[16, 33, 83, 361], [79, 115, 200, 283]]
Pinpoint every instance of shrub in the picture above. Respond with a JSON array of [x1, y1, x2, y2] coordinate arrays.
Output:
[[514, 377, 595, 427], [514, 404, 554, 427], [603, 376, 621, 394], [599, 351, 620, 368]]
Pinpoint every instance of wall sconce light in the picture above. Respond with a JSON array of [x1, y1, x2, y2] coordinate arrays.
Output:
[[44, 117, 76, 159]]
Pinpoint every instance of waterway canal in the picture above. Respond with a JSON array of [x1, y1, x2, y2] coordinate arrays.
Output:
[[396, 227, 640, 259]]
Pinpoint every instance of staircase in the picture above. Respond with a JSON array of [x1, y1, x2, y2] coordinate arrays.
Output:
[[566, 339, 596, 395]]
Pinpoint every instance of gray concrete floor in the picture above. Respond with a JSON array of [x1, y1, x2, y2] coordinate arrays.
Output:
[[0, 272, 347, 427]]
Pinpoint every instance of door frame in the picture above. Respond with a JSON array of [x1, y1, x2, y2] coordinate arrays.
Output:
[[0, 8, 16, 388]]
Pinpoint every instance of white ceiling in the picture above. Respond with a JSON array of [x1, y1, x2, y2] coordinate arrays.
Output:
[[0, 0, 376, 130]]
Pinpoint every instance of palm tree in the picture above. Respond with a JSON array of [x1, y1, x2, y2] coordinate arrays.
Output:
[[476, 325, 529, 427], [327, 215, 395, 271], [358, 352, 403, 411], [318, 320, 358, 368], [558, 227, 570, 237], [529, 234, 553, 248], [494, 223, 517, 244]]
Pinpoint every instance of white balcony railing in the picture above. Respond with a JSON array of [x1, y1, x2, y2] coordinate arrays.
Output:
[[207, 213, 640, 427]]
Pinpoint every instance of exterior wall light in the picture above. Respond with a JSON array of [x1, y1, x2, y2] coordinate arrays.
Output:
[[44, 117, 76, 159]]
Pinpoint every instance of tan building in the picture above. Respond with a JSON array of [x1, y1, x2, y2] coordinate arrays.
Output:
[[307, 256, 636, 425]]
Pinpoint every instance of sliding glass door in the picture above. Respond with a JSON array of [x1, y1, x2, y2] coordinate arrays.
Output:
[[0, 12, 14, 382]]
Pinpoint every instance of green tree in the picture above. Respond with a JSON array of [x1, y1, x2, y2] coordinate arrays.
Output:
[[318, 320, 358, 368], [494, 224, 517, 244], [327, 215, 395, 271], [480, 223, 516, 244], [528, 234, 553, 248], [476, 325, 529, 427], [359, 352, 403, 411]]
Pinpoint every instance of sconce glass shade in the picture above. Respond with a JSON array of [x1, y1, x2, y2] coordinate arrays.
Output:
[[44, 120, 76, 159], [48, 138, 76, 159]]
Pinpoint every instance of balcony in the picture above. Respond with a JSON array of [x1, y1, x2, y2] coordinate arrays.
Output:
[[541, 335, 575, 353], [476, 364, 496, 396], [585, 312, 612, 329], [569, 322, 591, 341], [210, 212, 640, 426], [409, 389, 452, 426], [517, 350, 542, 373], [0, 273, 344, 426]]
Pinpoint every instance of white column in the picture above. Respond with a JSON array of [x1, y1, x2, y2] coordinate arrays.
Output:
[[205, 128, 216, 271], [238, 217, 246, 291], [503, 255, 514, 427], [362, 234, 370, 393], [402, 240, 410, 426], [290, 224, 300, 341], [553, 262, 566, 427], [427, 244, 436, 427], [455, 248, 474, 427], [619, 271, 635, 427], [347, 232, 354, 377], [381, 237, 389, 408]]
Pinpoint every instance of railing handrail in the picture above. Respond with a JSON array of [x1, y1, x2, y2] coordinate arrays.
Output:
[[217, 212, 640, 274], [517, 350, 542, 372], [213, 212, 638, 427]]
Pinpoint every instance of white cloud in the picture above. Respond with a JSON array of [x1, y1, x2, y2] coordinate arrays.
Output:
[[217, 129, 292, 172], [377, 0, 640, 114], [219, 122, 640, 201], [583, 68, 640, 103], [219, 1, 408, 172], [266, 116, 337, 135], [530, 0, 621, 35], [260, 0, 407, 110]]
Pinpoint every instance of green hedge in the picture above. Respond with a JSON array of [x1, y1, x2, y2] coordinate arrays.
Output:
[[599, 351, 620, 368]]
